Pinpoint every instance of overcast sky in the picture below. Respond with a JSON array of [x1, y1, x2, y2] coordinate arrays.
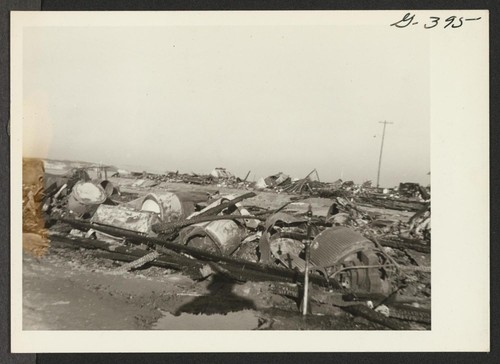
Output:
[[23, 23, 430, 187]]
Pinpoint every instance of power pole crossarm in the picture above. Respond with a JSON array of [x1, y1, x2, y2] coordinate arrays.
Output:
[[376, 121, 394, 188]]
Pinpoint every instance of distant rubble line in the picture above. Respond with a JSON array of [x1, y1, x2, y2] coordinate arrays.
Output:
[[31, 157, 428, 188], [43, 158, 110, 169]]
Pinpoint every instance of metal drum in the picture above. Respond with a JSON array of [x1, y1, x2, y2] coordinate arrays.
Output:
[[140, 192, 196, 223], [67, 181, 106, 216], [183, 220, 244, 256]]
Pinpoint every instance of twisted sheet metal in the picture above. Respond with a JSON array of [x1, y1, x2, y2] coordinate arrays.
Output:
[[310, 226, 374, 268]]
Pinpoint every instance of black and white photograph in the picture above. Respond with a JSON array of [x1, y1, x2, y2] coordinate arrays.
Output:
[[10, 10, 489, 352]]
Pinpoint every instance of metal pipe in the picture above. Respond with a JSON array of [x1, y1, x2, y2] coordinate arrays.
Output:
[[302, 204, 313, 316], [302, 240, 310, 316]]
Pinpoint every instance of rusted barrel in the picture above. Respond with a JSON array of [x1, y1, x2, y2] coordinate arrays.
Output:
[[182, 220, 244, 256], [67, 181, 106, 216], [140, 192, 198, 223]]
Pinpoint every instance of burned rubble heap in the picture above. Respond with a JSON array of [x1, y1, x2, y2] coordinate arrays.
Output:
[[23, 159, 431, 330]]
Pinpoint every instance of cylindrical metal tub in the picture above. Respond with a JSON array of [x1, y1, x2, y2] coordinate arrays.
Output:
[[140, 192, 198, 223], [181, 220, 244, 256], [67, 181, 106, 216]]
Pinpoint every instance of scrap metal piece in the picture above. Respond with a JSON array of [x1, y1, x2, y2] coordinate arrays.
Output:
[[259, 212, 307, 263], [232, 233, 261, 262], [267, 235, 327, 277], [269, 237, 304, 270], [310, 227, 390, 295]]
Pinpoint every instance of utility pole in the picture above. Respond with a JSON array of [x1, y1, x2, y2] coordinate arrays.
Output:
[[376, 121, 393, 188]]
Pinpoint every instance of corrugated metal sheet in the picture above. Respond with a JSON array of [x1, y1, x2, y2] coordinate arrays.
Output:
[[310, 226, 374, 268]]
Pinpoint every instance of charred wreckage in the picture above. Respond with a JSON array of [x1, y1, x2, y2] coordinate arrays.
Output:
[[23, 159, 431, 330]]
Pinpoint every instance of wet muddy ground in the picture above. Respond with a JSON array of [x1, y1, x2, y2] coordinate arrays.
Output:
[[23, 247, 388, 330]]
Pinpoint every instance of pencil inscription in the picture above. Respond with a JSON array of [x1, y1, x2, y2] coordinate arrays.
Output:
[[391, 13, 482, 29]]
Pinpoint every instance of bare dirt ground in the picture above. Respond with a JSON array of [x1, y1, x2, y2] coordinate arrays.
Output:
[[23, 247, 384, 330]]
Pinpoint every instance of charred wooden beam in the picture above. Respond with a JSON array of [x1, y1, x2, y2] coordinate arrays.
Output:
[[56, 216, 341, 289], [152, 213, 264, 236], [343, 304, 412, 330], [378, 236, 430, 254], [356, 196, 426, 212], [49, 232, 204, 278], [386, 304, 431, 324]]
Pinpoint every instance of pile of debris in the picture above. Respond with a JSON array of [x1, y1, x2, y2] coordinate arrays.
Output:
[[255, 169, 328, 194], [140, 171, 214, 185], [130, 167, 255, 189], [22, 158, 431, 329], [356, 183, 430, 212], [255, 172, 292, 191], [253, 169, 377, 201]]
